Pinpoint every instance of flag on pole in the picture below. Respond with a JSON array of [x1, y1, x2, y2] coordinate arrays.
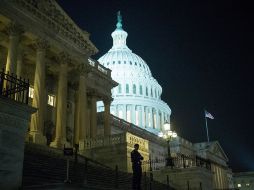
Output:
[[205, 110, 214, 119]]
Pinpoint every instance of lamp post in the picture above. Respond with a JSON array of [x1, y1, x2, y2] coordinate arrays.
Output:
[[158, 121, 177, 167]]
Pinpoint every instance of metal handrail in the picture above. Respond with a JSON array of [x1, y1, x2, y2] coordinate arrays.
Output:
[[0, 68, 29, 104]]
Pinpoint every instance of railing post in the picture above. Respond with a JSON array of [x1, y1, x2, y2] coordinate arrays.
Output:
[[167, 175, 169, 189], [115, 165, 119, 188], [149, 158, 153, 190], [83, 158, 88, 185], [187, 180, 190, 190], [144, 172, 147, 190], [25, 79, 29, 104]]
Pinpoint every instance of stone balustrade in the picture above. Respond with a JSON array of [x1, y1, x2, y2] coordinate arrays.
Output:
[[84, 133, 126, 149], [88, 57, 111, 77]]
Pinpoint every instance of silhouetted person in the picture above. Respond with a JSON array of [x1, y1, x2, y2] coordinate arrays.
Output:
[[131, 144, 144, 190]]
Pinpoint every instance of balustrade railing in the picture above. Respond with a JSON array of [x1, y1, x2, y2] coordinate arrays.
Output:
[[0, 69, 29, 104], [142, 153, 212, 171], [84, 133, 126, 149], [88, 57, 111, 77]]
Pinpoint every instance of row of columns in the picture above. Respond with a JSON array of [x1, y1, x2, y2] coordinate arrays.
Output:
[[212, 164, 228, 189], [112, 104, 170, 130], [2, 22, 112, 149]]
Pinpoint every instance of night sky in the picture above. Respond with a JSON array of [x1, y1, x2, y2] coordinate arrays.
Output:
[[58, 0, 254, 172]]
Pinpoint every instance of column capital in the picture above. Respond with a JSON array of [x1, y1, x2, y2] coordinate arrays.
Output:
[[33, 38, 49, 51], [6, 22, 24, 36], [78, 62, 91, 76], [103, 97, 113, 105], [57, 51, 71, 64]]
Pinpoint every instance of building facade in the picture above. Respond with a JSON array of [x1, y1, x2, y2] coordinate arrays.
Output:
[[97, 12, 171, 134], [0, 0, 117, 150]]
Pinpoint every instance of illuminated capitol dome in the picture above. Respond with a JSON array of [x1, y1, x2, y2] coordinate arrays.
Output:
[[97, 12, 171, 134]]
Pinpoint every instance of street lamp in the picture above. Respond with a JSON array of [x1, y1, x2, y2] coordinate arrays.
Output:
[[158, 121, 177, 167]]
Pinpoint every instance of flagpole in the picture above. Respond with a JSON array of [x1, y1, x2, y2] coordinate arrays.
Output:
[[205, 112, 210, 143]]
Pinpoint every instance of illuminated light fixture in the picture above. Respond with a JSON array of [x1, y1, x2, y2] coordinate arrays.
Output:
[[158, 121, 177, 167]]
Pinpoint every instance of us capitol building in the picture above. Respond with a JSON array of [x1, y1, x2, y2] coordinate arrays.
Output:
[[97, 13, 171, 135], [0, 1, 235, 189]]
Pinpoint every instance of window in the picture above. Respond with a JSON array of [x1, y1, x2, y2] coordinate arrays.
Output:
[[133, 84, 136, 94], [130, 61, 132, 65], [29, 86, 55, 107], [155, 90, 157, 98], [126, 84, 129, 94], [48, 94, 55, 107], [118, 61, 121, 64], [118, 84, 122, 93], [151, 88, 153, 97], [146, 87, 148, 96], [139, 85, 143, 95], [29, 87, 34, 98]]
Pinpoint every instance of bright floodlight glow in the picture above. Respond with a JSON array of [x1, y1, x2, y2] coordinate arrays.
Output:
[[164, 122, 170, 131], [158, 132, 163, 138], [168, 130, 173, 136], [173, 132, 177, 138]]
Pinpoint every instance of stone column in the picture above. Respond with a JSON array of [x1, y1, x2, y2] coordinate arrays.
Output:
[[152, 108, 156, 129], [5, 22, 23, 74], [161, 112, 165, 126], [145, 107, 149, 128], [90, 94, 97, 138], [141, 106, 145, 128], [50, 53, 69, 148], [74, 91, 80, 145], [29, 39, 48, 144], [123, 104, 127, 120], [156, 109, 160, 130], [150, 107, 153, 128], [73, 69, 89, 151], [103, 98, 111, 136], [131, 104, 136, 125]]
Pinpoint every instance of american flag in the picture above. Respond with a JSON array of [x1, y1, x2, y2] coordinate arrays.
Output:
[[205, 110, 214, 119]]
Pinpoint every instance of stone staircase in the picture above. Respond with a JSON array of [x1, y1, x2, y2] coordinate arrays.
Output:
[[22, 143, 174, 190]]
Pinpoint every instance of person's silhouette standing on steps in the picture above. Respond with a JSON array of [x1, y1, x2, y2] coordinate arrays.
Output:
[[131, 144, 144, 190]]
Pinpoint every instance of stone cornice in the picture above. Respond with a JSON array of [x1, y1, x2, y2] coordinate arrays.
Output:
[[4, 0, 98, 55]]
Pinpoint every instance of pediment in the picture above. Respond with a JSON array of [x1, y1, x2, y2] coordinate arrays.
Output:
[[14, 0, 98, 55], [208, 141, 228, 161]]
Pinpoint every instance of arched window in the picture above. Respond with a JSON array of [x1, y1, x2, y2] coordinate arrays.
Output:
[[133, 84, 136, 94], [146, 87, 148, 96], [139, 85, 143, 95], [118, 84, 122, 93], [126, 84, 129, 94]]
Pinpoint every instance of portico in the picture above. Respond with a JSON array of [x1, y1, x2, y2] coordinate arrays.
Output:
[[0, 0, 117, 149]]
